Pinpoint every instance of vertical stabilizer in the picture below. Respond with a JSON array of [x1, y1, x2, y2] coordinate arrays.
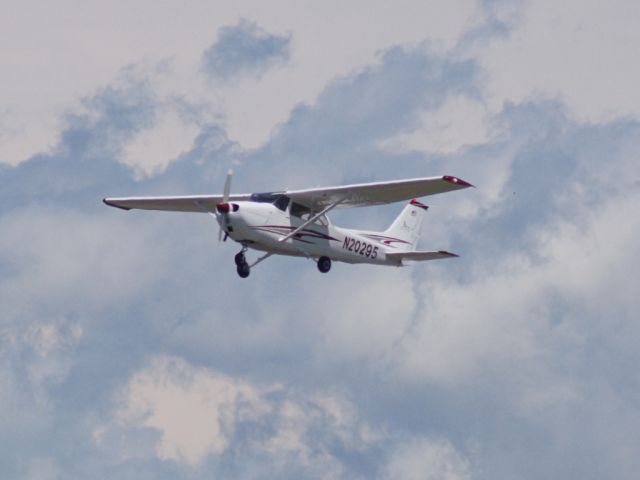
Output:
[[383, 199, 428, 251]]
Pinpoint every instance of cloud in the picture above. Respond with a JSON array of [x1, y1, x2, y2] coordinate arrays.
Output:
[[0, 0, 482, 162], [478, 0, 640, 122], [24, 457, 62, 480], [109, 356, 270, 466], [383, 437, 471, 480], [0, 105, 60, 166], [119, 97, 203, 179], [98, 356, 382, 476], [377, 95, 494, 154], [243, 45, 479, 193], [55, 62, 159, 169], [202, 19, 291, 82], [2, 2, 640, 479], [399, 189, 640, 385]]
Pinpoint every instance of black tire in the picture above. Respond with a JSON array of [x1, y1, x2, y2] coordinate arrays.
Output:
[[237, 262, 250, 278], [234, 252, 246, 266], [317, 256, 331, 273]]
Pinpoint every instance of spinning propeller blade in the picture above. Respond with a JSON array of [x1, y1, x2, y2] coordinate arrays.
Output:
[[222, 169, 232, 203], [218, 169, 233, 241]]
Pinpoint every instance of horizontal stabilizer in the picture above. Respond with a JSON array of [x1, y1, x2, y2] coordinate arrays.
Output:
[[386, 250, 458, 265]]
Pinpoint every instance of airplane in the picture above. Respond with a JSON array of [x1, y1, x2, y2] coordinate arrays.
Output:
[[103, 173, 473, 278]]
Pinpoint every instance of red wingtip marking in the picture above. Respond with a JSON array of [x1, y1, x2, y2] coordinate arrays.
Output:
[[443, 176, 474, 188]]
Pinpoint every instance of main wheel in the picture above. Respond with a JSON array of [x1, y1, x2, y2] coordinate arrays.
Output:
[[237, 262, 250, 278], [234, 252, 246, 266], [317, 256, 331, 273]]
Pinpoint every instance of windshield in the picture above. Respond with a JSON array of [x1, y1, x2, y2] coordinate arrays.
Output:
[[273, 195, 290, 211], [250, 193, 290, 211]]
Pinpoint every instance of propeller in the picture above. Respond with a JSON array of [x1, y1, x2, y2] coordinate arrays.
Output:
[[217, 169, 233, 241]]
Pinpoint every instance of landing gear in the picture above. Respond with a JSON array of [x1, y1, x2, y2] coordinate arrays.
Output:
[[236, 261, 250, 278], [235, 245, 250, 278], [317, 256, 331, 273]]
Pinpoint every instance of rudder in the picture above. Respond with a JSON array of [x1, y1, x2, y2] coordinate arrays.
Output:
[[383, 199, 428, 251]]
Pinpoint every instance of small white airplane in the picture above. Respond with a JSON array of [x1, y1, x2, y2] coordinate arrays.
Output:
[[104, 173, 473, 278]]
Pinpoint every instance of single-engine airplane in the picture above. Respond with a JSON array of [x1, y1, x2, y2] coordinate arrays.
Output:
[[103, 173, 473, 278]]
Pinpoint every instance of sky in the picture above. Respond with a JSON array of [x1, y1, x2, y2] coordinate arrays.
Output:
[[1, 1, 639, 478]]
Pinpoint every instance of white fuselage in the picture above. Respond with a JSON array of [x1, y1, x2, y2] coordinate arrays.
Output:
[[219, 201, 405, 266]]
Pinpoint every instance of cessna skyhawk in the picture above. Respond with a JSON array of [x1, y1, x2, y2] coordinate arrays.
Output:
[[103, 173, 473, 278]]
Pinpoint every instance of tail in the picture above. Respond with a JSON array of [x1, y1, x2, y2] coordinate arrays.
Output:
[[383, 199, 429, 252]]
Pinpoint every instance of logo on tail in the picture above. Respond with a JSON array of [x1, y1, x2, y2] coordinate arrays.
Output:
[[382, 199, 429, 251]]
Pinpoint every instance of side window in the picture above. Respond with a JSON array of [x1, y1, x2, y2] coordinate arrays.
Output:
[[290, 202, 311, 218], [273, 195, 290, 211]]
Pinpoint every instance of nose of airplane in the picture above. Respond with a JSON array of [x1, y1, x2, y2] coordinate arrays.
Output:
[[216, 203, 240, 213]]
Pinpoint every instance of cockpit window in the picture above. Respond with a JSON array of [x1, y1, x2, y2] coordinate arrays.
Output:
[[250, 192, 290, 211], [273, 195, 290, 211], [250, 192, 281, 203], [290, 202, 312, 218]]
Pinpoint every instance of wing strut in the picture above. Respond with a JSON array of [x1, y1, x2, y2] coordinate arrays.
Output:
[[278, 194, 350, 244], [248, 196, 348, 271], [249, 252, 274, 268]]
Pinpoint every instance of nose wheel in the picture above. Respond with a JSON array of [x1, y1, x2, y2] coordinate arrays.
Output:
[[317, 256, 331, 273], [235, 247, 250, 278]]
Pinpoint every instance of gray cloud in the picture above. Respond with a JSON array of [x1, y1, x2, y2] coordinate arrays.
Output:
[[202, 19, 291, 82], [2, 13, 640, 480], [62, 64, 159, 160]]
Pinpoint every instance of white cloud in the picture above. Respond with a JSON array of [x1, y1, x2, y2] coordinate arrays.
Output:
[[3, 2, 640, 477], [0, 0, 480, 165], [0, 209, 172, 315], [313, 268, 416, 365], [103, 356, 380, 470], [377, 94, 494, 154], [0, 208, 177, 445], [479, 0, 640, 122], [121, 106, 201, 178], [215, 0, 480, 149], [397, 188, 640, 398], [0, 107, 60, 165], [113, 356, 270, 466], [383, 437, 471, 480]]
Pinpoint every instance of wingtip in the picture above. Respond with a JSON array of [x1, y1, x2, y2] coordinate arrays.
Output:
[[438, 250, 459, 258], [443, 175, 474, 188], [103, 198, 131, 210]]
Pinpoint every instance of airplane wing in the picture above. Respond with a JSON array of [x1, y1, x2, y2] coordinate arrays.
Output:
[[285, 175, 473, 210], [386, 250, 459, 265], [103, 194, 253, 212], [103, 175, 473, 213]]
